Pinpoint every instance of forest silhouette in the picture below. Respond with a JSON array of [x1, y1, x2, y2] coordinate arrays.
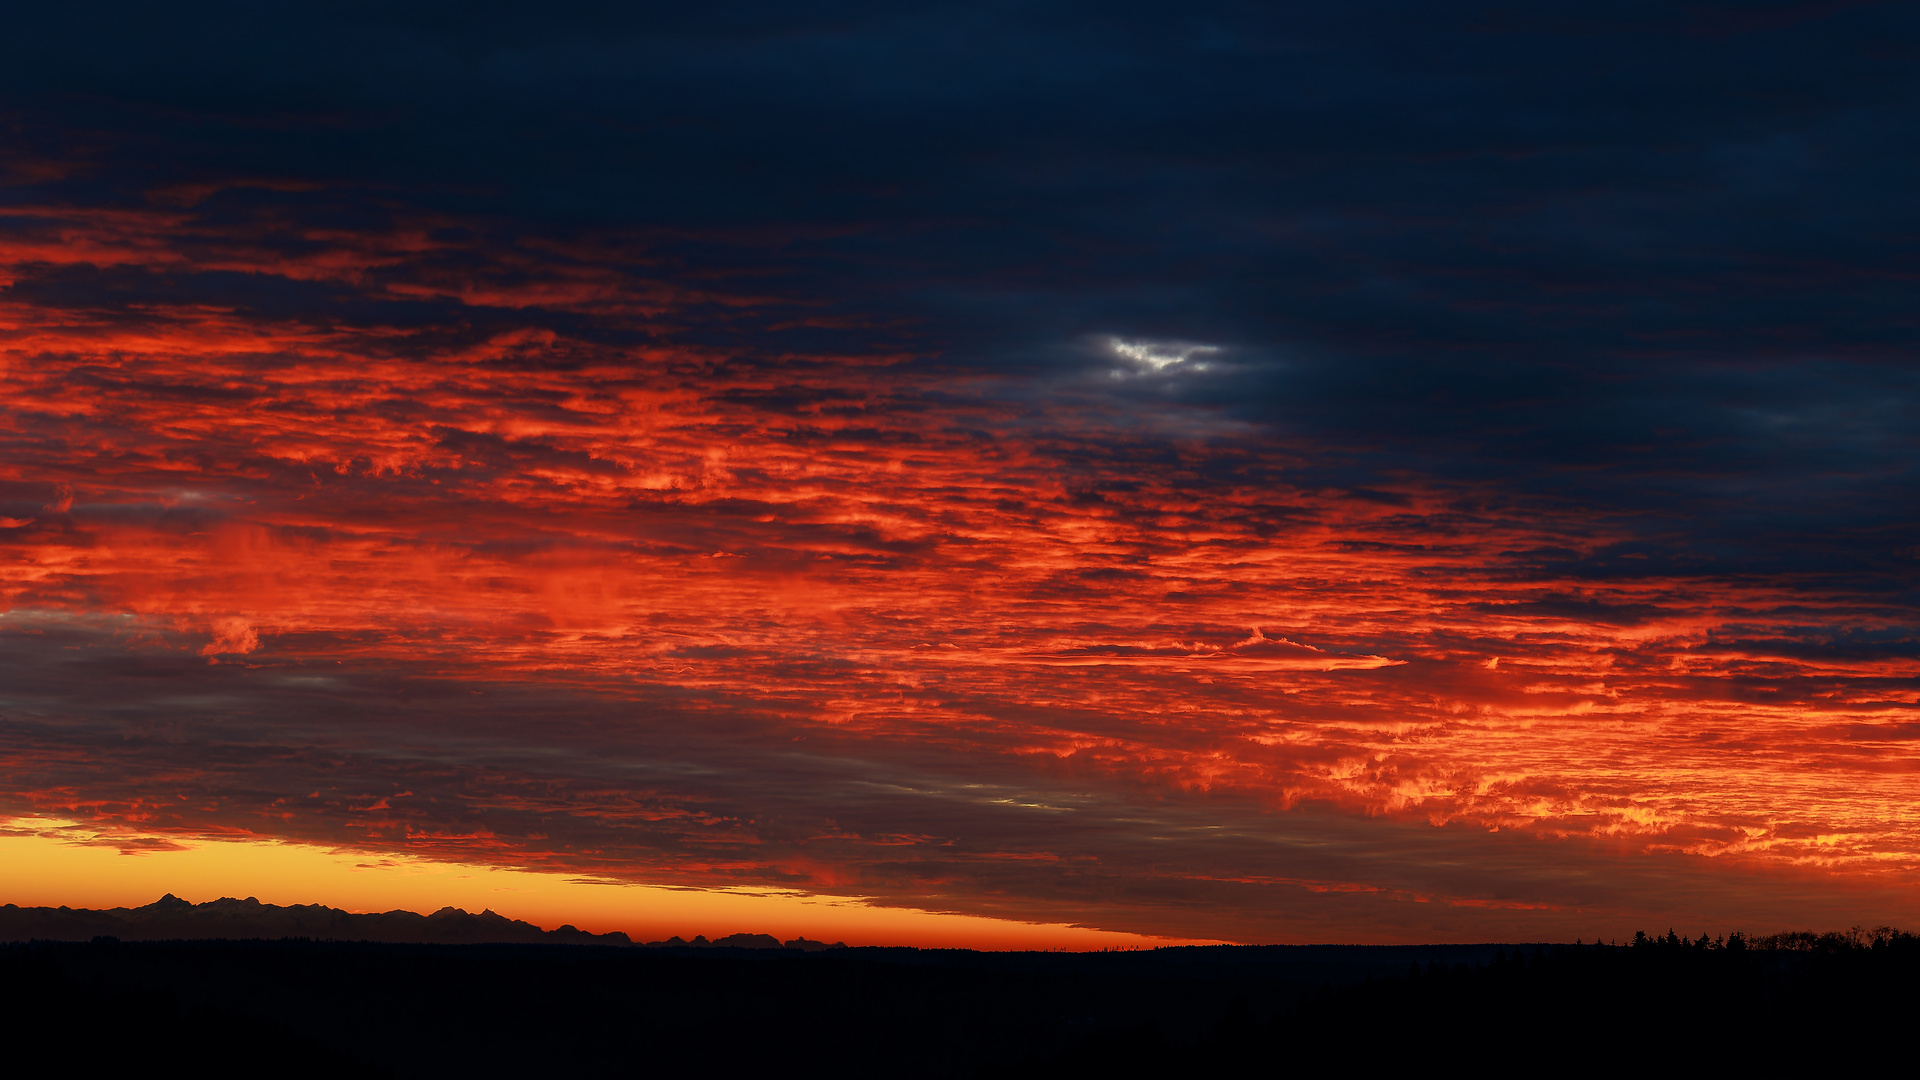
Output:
[[3, 925, 1913, 1076]]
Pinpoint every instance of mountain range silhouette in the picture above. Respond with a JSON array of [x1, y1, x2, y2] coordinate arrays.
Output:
[[0, 894, 844, 949]]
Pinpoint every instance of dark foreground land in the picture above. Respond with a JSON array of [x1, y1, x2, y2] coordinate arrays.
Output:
[[4, 930, 1914, 1077]]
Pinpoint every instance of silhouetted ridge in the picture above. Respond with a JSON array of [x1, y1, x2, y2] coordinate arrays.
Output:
[[0, 896, 851, 949], [0, 895, 627, 945]]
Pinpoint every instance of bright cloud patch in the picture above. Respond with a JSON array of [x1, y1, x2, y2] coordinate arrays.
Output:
[[1107, 337, 1221, 373]]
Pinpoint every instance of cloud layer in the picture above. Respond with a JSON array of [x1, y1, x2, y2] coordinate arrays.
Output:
[[1, 1, 1916, 940]]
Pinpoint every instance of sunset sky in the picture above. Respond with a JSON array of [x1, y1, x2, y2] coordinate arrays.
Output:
[[2, 2, 1917, 946]]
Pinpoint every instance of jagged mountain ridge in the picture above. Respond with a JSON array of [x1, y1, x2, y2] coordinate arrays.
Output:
[[0, 894, 846, 950]]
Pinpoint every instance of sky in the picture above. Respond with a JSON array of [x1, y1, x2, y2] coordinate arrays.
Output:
[[1, 1, 1917, 945]]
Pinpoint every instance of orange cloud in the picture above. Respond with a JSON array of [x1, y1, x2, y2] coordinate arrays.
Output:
[[2, 203, 1917, 943]]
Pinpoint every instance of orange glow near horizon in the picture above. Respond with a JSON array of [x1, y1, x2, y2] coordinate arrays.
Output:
[[3, 200, 1918, 944], [0, 818, 1197, 949]]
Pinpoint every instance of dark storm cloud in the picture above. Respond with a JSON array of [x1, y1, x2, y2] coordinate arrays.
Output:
[[8, 1, 1914, 566]]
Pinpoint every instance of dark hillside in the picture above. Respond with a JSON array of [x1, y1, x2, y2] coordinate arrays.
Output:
[[3, 931, 1913, 1077]]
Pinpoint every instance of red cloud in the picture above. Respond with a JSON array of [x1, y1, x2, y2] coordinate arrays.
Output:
[[2, 200, 1917, 941]]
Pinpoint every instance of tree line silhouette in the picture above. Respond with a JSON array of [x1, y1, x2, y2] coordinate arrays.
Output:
[[1126, 925, 1920, 1077], [2, 928, 1912, 1077]]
